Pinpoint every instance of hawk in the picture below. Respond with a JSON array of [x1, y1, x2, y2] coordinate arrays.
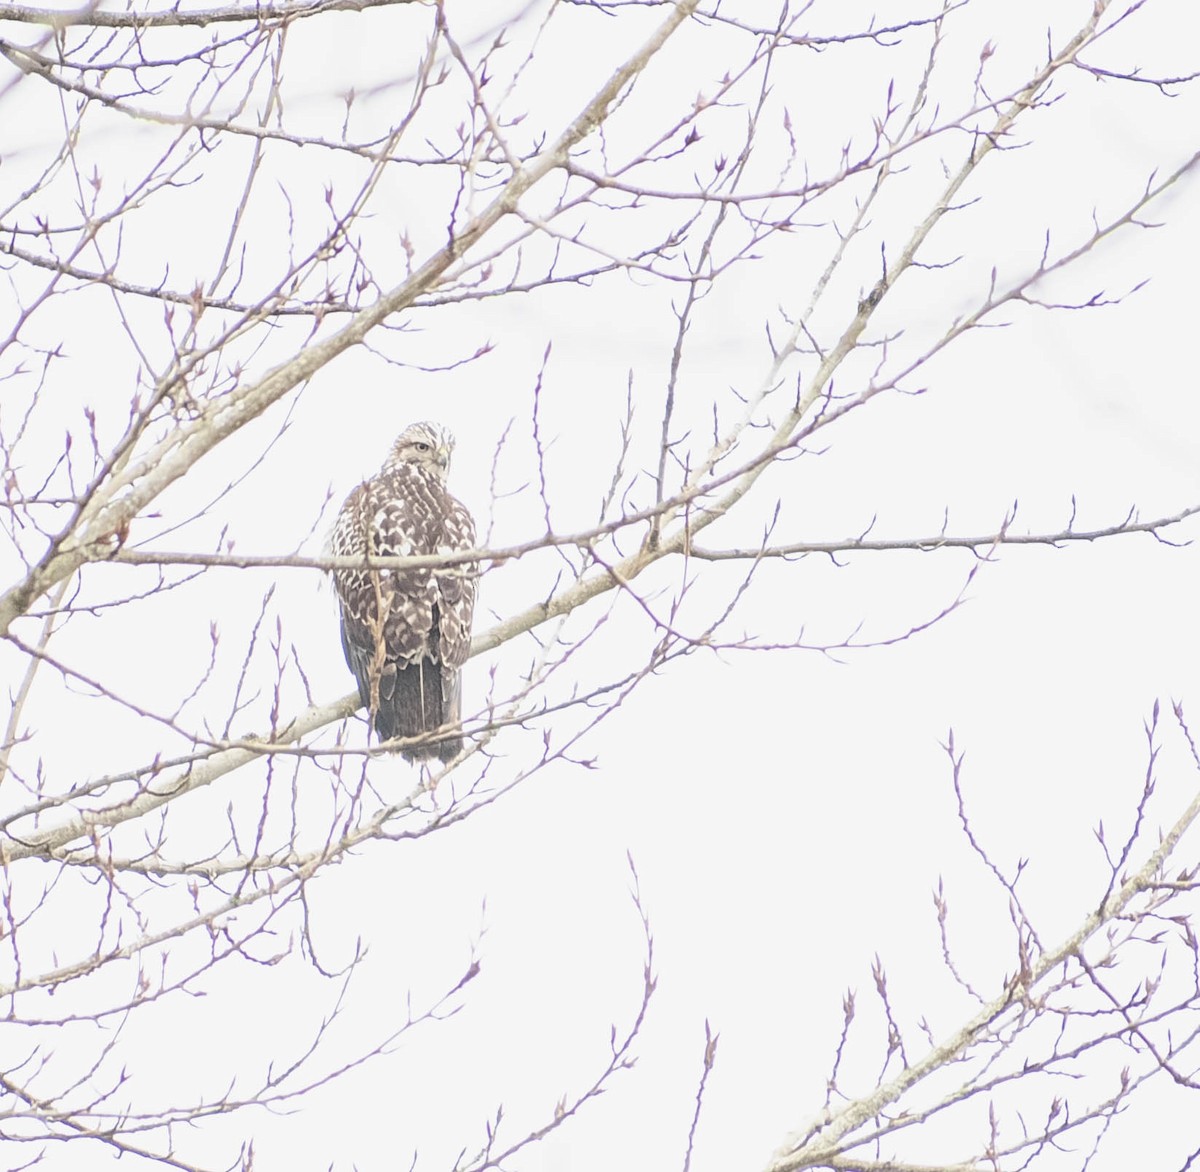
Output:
[[330, 422, 477, 761]]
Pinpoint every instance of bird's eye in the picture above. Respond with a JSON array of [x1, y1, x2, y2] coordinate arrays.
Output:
[[413, 442, 430, 452]]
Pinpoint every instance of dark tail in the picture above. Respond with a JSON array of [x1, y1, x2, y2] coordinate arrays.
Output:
[[374, 660, 462, 762], [341, 622, 463, 762]]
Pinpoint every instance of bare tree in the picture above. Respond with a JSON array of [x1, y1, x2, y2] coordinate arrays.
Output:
[[2, 1, 1200, 1169]]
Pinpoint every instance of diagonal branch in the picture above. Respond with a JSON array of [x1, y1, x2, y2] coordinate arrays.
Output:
[[0, 0, 700, 638], [765, 752, 1200, 1171]]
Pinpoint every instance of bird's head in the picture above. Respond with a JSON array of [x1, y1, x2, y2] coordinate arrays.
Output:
[[386, 421, 456, 482]]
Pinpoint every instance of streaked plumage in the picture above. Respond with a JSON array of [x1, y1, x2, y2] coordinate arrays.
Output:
[[330, 422, 476, 761]]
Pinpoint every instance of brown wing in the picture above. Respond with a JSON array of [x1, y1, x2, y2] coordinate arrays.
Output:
[[435, 492, 477, 670]]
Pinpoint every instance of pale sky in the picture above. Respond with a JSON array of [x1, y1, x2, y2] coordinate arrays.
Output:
[[2, 2, 1200, 1170]]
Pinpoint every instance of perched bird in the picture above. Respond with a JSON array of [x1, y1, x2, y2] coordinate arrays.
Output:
[[330, 422, 477, 761]]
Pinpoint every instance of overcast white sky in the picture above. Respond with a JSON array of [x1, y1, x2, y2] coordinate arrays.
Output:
[[3, 2, 1200, 1170]]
